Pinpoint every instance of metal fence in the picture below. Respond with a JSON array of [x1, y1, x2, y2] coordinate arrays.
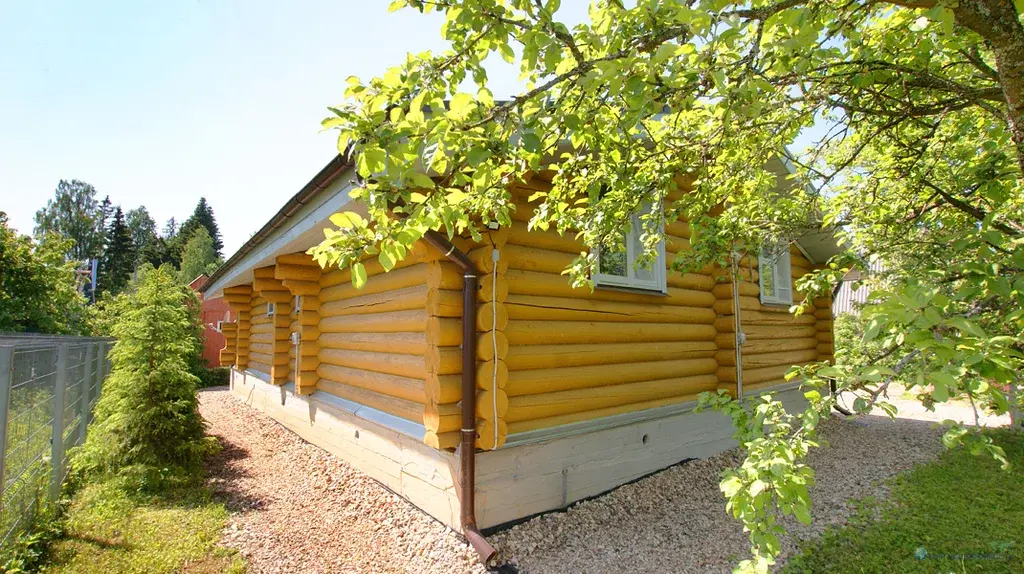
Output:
[[0, 334, 111, 550]]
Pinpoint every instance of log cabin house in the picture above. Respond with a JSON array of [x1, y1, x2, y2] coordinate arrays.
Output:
[[203, 152, 840, 563]]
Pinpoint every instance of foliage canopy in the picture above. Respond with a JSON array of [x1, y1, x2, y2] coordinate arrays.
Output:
[[311, 1, 1023, 570]]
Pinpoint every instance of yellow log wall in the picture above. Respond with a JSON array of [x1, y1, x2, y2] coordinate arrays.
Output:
[[223, 285, 252, 371], [277, 253, 323, 395], [251, 266, 290, 384], [713, 245, 826, 396], [495, 178, 720, 435]]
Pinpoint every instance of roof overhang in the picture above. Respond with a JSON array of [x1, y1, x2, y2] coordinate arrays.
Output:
[[203, 155, 357, 297]]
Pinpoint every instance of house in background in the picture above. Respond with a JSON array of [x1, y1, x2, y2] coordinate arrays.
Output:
[[832, 260, 885, 316], [188, 274, 233, 368], [202, 153, 841, 562]]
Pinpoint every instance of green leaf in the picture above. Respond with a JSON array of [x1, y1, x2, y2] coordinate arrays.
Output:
[[351, 262, 367, 290], [329, 211, 365, 229]]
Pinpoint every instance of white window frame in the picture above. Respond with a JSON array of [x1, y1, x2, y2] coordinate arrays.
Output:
[[594, 207, 667, 294], [266, 302, 276, 317], [293, 295, 302, 314], [759, 245, 793, 306], [216, 320, 224, 331]]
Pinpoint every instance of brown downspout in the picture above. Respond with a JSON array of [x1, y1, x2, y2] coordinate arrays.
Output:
[[422, 230, 499, 567]]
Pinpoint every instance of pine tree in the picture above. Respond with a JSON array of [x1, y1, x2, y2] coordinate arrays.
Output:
[[98, 207, 135, 296], [73, 265, 213, 488]]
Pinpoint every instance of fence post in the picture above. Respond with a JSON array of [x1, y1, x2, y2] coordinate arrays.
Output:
[[0, 346, 14, 513], [90, 342, 105, 422], [79, 343, 94, 445], [50, 344, 68, 502]]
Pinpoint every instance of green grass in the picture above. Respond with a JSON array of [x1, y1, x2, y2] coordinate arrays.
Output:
[[42, 479, 243, 574], [785, 431, 1024, 573]]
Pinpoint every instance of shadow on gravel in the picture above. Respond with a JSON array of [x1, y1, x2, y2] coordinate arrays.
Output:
[[203, 430, 264, 513]]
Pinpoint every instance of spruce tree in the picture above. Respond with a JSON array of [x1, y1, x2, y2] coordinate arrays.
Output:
[[74, 265, 213, 488], [174, 198, 223, 262], [98, 206, 135, 296]]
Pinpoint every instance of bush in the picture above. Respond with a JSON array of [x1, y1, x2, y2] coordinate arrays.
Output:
[[72, 266, 216, 490], [196, 366, 230, 388]]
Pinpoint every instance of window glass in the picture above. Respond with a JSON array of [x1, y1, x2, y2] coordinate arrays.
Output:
[[594, 203, 666, 292]]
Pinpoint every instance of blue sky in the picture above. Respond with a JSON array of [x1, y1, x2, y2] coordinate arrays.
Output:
[[0, 1, 537, 255]]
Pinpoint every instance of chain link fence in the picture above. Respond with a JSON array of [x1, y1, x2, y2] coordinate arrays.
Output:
[[0, 334, 111, 550]]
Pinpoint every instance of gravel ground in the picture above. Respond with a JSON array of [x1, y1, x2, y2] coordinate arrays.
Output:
[[201, 386, 995, 574], [199, 388, 487, 574]]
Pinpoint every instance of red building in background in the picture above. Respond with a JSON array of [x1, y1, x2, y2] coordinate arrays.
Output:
[[189, 274, 233, 367]]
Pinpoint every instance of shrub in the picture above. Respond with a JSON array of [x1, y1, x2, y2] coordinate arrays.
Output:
[[72, 266, 216, 490]]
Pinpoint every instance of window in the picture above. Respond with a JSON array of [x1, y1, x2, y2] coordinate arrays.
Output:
[[759, 246, 793, 305], [216, 320, 224, 331], [266, 302, 276, 317], [293, 295, 302, 314], [594, 205, 667, 293]]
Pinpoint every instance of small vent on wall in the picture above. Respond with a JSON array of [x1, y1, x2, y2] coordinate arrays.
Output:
[[267, 302, 276, 317]]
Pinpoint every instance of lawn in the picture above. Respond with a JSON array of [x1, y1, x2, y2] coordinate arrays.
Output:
[[785, 430, 1024, 573], [42, 479, 243, 574]]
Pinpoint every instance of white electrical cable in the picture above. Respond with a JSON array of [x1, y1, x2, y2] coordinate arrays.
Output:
[[491, 247, 500, 448]]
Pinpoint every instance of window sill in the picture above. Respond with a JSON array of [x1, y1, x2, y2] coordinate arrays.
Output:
[[759, 299, 793, 308], [595, 283, 668, 297]]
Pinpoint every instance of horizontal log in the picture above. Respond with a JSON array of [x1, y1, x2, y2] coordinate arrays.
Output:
[[476, 389, 509, 420], [813, 297, 833, 308], [253, 277, 285, 293], [247, 360, 271, 375], [320, 263, 428, 301], [476, 330, 509, 362], [319, 243, 438, 288], [468, 246, 508, 274], [715, 296, 791, 315], [715, 348, 819, 368], [320, 309, 428, 334], [275, 263, 321, 282], [507, 357, 718, 396], [423, 402, 461, 433], [320, 285, 428, 318], [818, 343, 834, 355], [506, 375, 716, 423], [424, 346, 461, 376], [276, 252, 317, 267], [506, 269, 715, 305], [665, 220, 691, 239], [817, 319, 834, 332], [224, 285, 253, 296], [667, 271, 717, 291], [505, 321, 717, 345], [476, 360, 508, 391], [253, 266, 276, 279], [817, 331, 834, 343], [478, 302, 509, 331], [506, 221, 582, 254], [317, 379, 423, 423], [714, 310, 817, 331], [505, 294, 716, 324], [814, 307, 832, 320], [479, 272, 508, 303], [319, 332, 427, 355], [425, 374, 461, 405], [505, 341, 716, 371], [718, 336, 818, 353], [506, 393, 702, 435], [281, 279, 320, 296], [424, 430, 460, 450], [319, 348, 427, 380], [477, 418, 507, 450], [717, 364, 797, 385], [712, 281, 761, 299], [504, 244, 575, 274], [742, 379, 794, 395], [316, 364, 425, 404], [259, 290, 293, 304]]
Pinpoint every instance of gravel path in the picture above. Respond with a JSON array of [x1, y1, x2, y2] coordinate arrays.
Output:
[[199, 388, 487, 574], [201, 386, 984, 573]]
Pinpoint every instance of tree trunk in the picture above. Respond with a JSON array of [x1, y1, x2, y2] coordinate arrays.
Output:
[[953, 0, 1024, 173]]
